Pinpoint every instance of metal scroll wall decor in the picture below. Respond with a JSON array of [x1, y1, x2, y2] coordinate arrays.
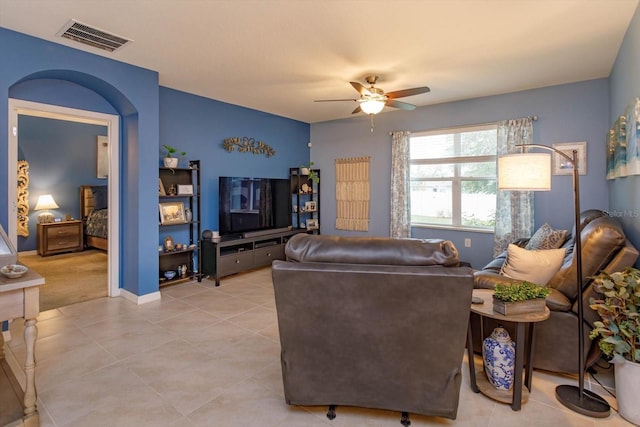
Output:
[[17, 160, 30, 237], [222, 137, 275, 157]]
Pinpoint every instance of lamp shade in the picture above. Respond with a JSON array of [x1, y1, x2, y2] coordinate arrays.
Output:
[[360, 99, 385, 115], [34, 194, 59, 211], [498, 153, 551, 191]]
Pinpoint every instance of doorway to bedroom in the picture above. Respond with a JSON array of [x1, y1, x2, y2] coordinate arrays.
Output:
[[8, 99, 120, 309]]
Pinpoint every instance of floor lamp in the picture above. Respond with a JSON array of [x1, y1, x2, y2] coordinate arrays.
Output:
[[498, 144, 610, 418]]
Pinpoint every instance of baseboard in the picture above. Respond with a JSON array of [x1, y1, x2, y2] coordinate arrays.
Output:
[[17, 250, 37, 256], [119, 288, 161, 305]]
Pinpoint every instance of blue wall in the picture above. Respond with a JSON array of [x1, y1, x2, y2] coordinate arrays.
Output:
[[18, 115, 107, 251], [159, 87, 310, 235], [1, 27, 160, 296], [1, 27, 310, 296], [311, 79, 611, 269], [609, 2, 640, 267]]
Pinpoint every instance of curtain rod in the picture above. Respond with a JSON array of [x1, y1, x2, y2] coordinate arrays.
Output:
[[388, 115, 538, 135]]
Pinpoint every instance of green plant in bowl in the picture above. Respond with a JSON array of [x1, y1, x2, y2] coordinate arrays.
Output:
[[162, 144, 186, 158], [493, 281, 551, 302]]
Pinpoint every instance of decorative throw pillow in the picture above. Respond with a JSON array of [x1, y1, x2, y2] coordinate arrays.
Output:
[[501, 244, 565, 285], [525, 223, 567, 250]]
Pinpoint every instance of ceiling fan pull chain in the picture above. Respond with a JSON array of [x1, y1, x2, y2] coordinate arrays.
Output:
[[370, 114, 375, 132]]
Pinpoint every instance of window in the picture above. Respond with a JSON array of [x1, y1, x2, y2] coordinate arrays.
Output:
[[409, 124, 497, 230]]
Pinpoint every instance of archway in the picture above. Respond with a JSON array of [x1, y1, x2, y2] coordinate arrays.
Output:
[[6, 71, 137, 299], [8, 98, 120, 298]]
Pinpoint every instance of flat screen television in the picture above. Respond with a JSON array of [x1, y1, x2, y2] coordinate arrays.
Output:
[[219, 177, 291, 236]]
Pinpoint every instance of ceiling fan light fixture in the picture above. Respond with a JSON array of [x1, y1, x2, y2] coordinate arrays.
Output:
[[360, 99, 385, 115]]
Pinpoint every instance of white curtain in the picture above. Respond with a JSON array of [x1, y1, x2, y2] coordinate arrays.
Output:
[[390, 131, 411, 238], [493, 118, 535, 256]]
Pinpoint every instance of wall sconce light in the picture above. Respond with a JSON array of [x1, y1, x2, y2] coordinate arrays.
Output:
[[34, 194, 59, 223]]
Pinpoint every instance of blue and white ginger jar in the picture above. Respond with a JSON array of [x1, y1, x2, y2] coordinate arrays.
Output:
[[482, 326, 515, 391]]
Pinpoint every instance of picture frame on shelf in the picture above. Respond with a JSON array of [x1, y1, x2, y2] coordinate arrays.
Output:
[[304, 201, 316, 212], [178, 184, 193, 195], [159, 201, 186, 225], [306, 219, 319, 230], [552, 142, 587, 175], [159, 178, 166, 196]]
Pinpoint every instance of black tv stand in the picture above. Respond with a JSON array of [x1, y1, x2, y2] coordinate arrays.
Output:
[[201, 228, 306, 286], [243, 227, 293, 239]]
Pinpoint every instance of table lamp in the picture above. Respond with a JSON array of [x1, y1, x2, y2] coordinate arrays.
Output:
[[498, 143, 610, 417], [34, 194, 59, 223]]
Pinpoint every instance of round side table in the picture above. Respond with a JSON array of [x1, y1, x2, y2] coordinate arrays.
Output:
[[466, 288, 550, 411]]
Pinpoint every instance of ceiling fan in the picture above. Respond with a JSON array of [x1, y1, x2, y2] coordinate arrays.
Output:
[[315, 75, 431, 115]]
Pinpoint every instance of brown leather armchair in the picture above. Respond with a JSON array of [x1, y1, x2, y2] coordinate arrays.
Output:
[[272, 234, 474, 423], [473, 210, 639, 374]]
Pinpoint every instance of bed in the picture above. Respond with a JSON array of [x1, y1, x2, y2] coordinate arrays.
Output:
[[80, 185, 108, 251]]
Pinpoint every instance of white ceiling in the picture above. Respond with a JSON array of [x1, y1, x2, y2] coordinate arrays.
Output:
[[0, 0, 637, 124]]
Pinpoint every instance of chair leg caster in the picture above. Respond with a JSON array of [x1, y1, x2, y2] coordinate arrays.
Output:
[[400, 412, 411, 426], [327, 405, 337, 420]]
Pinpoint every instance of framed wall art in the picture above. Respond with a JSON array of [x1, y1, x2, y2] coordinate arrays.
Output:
[[178, 184, 193, 195], [552, 142, 587, 175], [159, 201, 186, 225], [97, 135, 109, 179]]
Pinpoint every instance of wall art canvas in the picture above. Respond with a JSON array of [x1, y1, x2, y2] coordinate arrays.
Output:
[[626, 97, 640, 176], [606, 128, 616, 180], [97, 135, 109, 179], [614, 115, 627, 178]]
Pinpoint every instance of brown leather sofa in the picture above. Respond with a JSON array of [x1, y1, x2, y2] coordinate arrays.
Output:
[[271, 234, 474, 423], [473, 210, 639, 374]]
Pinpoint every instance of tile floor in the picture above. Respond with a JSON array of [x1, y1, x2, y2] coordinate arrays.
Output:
[[4, 267, 635, 427]]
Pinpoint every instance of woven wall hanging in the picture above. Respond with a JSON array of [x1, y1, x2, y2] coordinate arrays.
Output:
[[335, 156, 370, 231]]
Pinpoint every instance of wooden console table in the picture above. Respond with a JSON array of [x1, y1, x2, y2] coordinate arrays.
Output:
[[0, 269, 43, 427]]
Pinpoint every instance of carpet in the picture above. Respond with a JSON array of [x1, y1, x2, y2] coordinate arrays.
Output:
[[18, 250, 108, 312]]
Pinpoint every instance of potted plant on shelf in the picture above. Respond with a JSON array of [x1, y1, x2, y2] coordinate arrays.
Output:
[[301, 161, 319, 184], [162, 144, 186, 168], [492, 281, 551, 315], [589, 267, 640, 425]]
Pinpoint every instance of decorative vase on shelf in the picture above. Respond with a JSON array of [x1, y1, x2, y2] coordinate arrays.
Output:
[[185, 208, 192, 222], [164, 157, 179, 168], [482, 326, 516, 390]]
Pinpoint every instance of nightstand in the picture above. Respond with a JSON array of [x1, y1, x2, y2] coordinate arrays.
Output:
[[37, 220, 84, 256]]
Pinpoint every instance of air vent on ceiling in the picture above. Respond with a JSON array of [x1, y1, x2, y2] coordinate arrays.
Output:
[[57, 19, 132, 53]]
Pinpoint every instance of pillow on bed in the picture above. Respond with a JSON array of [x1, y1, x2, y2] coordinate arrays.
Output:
[[500, 243, 565, 285], [92, 186, 108, 210]]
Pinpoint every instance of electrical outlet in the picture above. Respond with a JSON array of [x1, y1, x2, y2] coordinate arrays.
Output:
[[464, 238, 471, 247]]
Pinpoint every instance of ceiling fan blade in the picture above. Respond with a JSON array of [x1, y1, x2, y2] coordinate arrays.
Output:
[[385, 86, 431, 99], [352, 105, 362, 114], [386, 100, 416, 110], [314, 99, 358, 102], [350, 81, 372, 96]]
